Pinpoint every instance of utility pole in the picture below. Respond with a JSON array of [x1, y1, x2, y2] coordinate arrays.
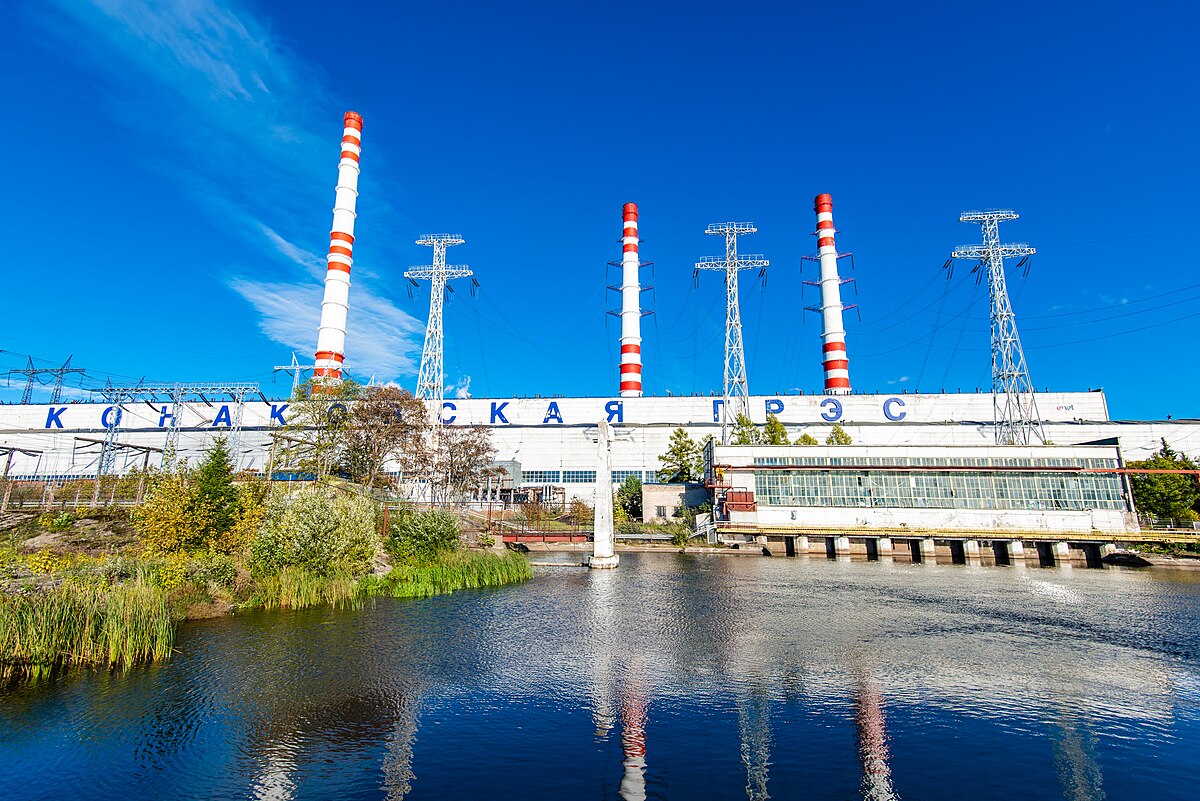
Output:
[[953, 210, 1045, 445], [405, 234, 472, 456], [695, 223, 768, 443]]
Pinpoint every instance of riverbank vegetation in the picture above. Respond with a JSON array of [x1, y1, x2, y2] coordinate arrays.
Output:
[[2, 402, 529, 680]]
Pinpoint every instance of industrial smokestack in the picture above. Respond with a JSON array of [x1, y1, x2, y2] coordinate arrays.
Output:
[[814, 193, 851, 394], [619, 202, 643, 398], [314, 111, 363, 386]]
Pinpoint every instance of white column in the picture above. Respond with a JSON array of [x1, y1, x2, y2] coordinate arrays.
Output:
[[588, 420, 619, 569]]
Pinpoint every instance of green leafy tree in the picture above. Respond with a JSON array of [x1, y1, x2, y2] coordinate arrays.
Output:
[[195, 436, 239, 544], [795, 433, 819, 445], [825, 424, 853, 445], [1128, 440, 1200, 521], [763, 413, 789, 445], [731, 414, 764, 445], [615, 475, 643, 520], [657, 428, 702, 483]]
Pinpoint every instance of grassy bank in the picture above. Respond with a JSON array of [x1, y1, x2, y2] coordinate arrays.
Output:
[[374, 549, 533, 599], [0, 580, 174, 680]]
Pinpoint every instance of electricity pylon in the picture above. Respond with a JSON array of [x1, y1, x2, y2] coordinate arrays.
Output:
[[953, 210, 1045, 445], [695, 223, 768, 444]]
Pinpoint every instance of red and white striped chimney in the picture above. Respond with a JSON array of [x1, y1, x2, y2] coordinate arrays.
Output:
[[314, 111, 363, 386], [619, 202, 643, 397], [814, 193, 850, 394]]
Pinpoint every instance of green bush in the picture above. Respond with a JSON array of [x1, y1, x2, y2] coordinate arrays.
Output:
[[385, 510, 461, 564], [194, 552, 237, 589], [250, 485, 378, 576]]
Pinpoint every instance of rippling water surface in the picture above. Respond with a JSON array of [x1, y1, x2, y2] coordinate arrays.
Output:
[[3, 554, 1200, 800]]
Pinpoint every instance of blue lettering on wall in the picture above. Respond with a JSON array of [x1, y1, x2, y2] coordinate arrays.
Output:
[[213, 405, 232, 427], [543, 402, 563, 424], [45, 407, 66, 429], [157, 406, 174, 427], [490, 402, 510, 424], [765, 398, 784, 416], [712, 399, 723, 422], [820, 397, 843, 422], [101, 406, 123, 428], [270, 404, 289, 425], [606, 400, 624, 423], [883, 397, 907, 421], [441, 401, 457, 424]]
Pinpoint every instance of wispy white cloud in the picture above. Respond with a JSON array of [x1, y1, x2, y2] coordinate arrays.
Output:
[[37, 0, 421, 379], [886, 375, 910, 385], [450, 376, 472, 398]]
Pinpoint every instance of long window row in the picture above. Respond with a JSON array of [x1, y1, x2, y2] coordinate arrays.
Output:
[[520, 470, 659, 485], [754, 469, 1128, 512], [752, 455, 1120, 469]]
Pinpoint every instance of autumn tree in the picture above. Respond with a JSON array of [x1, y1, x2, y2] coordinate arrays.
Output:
[[1128, 439, 1200, 521], [341, 385, 430, 488], [657, 428, 702, 483], [825, 424, 853, 445], [763, 413, 789, 445], [795, 433, 819, 445], [437, 424, 497, 500], [280, 378, 361, 477]]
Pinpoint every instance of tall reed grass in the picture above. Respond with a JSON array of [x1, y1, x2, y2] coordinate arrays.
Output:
[[383, 550, 532, 599], [0, 580, 174, 679], [254, 566, 362, 611]]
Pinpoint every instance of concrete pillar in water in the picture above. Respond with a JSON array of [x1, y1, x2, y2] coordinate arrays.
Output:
[[878, 538, 893, 557], [1054, 541, 1071, 561], [796, 535, 810, 554], [919, 538, 937, 561], [587, 419, 620, 569], [835, 536, 851, 555], [1009, 540, 1025, 562], [964, 539, 981, 559]]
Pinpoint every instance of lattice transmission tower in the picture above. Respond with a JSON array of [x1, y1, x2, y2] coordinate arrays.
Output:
[[952, 210, 1045, 445], [695, 223, 768, 443], [405, 234, 472, 423]]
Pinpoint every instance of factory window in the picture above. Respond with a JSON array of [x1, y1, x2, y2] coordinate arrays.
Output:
[[656, 506, 667, 518], [521, 470, 561, 484], [754, 467, 1127, 513], [613, 470, 642, 484], [562, 470, 597, 483]]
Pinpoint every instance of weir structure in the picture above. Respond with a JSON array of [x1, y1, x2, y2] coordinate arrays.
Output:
[[314, 111, 364, 386], [695, 223, 768, 444], [803, 194, 855, 394]]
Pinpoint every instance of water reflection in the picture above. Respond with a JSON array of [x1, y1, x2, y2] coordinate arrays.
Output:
[[2, 555, 1199, 800], [855, 671, 897, 801]]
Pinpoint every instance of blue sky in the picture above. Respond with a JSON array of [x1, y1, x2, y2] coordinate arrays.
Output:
[[2, 1, 1198, 418]]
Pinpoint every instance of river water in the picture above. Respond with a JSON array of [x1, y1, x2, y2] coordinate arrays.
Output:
[[3, 554, 1199, 800]]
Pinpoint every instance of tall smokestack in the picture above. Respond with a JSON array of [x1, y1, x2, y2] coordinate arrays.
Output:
[[814, 193, 850, 394], [619, 202, 643, 397], [314, 111, 363, 386]]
